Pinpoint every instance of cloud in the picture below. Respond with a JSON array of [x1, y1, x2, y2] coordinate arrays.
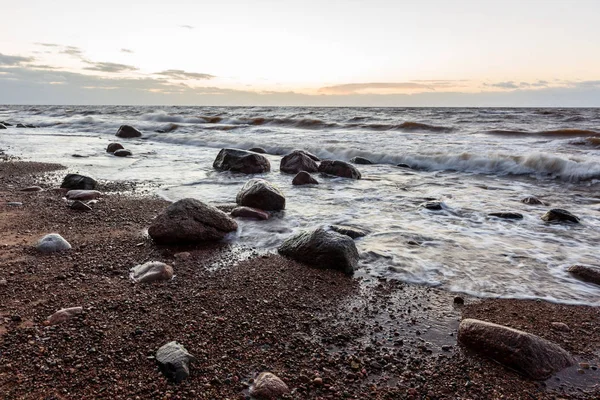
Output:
[[83, 61, 139, 73], [61, 46, 85, 58], [121, 48, 134, 53], [0, 53, 35, 66], [486, 81, 520, 89], [156, 69, 215, 80], [319, 82, 437, 94], [180, 25, 194, 29], [34, 42, 61, 47], [485, 80, 550, 90]]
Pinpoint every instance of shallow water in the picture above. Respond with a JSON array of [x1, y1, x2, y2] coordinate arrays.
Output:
[[1, 106, 599, 305]]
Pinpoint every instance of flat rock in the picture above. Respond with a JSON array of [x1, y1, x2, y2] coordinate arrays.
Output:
[[130, 261, 174, 283], [318, 160, 361, 179], [292, 171, 319, 185], [16, 123, 27, 128], [66, 190, 101, 201], [250, 372, 290, 399], [106, 143, 124, 153], [488, 212, 524, 219], [1, 121, 12, 126], [522, 196, 546, 205], [69, 200, 92, 211], [45, 307, 83, 326], [280, 150, 319, 174], [213, 148, 270, 174], [156, 341, 196, 383], [20, 186, 43, 192], [397, 163, 412, 169], [278, 227, 359, 275], [236, 179, 285, 211], [458, 318, 575, 380], [113, 149, 132, 157], [7, 202, 23, 207], [541, 209, 580, 223], [116, 125, 142, 138], [330, 225, 369, 239], [249, 147, 266, 154], [231, 206, 270, 220], [60, 174, 97, 190], [349, 156, 373, 165], [36, 233, 72, 253], [421, 201, 443, 210], [567, 265, 600, 285], [148, 198, 238, 244]]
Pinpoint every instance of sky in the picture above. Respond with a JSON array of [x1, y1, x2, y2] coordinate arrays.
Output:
[[1, 0, 599, 106]]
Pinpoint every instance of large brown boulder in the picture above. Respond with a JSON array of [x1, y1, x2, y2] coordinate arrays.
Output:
[[213, 148, 270, 174], [458, 319, 575, 380], [278, 227, 359, 275], [236, 179, 285, 211], [116, 125, 142, 138], [280, 150, 319, 174], [106, 143, 124, 153], [541, 209, 580, 223], [292, 171, 319, 185], [318, 160, 361, 179], [60, 174, 97, 190], [567, 265, 600, 285], [148, 198, 238, 244]]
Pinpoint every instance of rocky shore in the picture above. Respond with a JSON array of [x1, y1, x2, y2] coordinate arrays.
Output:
[[0, 155, 599, 399]]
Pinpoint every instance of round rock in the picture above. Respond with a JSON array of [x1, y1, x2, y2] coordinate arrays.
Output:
[[330, 225, 369, 239], [113, 149, 132, 157], [130, 261, 174, 283], [567, 265, 600, 285], [522, 196, 546, 205], [249, 147, 267, 154], [60, 174, 97, 190], [292, 171, 319, 185], [156, 341, 196, 383], [318, 160, 361, 179], [541, 209, 580, 223], [36, 233, 72, 253], [250, 372, 290, 399], [116, 125, 142, 138], [106, 143, 124, 153], [280, 150, 319, 174], [236, 179, 285, 211], [213, 148, 270, 174], [349, 156, 373, 165]]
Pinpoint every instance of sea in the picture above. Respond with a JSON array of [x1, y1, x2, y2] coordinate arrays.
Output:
[[1, 105, 599, 305]]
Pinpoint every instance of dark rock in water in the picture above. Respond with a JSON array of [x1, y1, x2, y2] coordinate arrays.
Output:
[[71, 154, 88, 158], [116, 125, 142, 138], [521, 196, 546, 205], [26, 124, 37, 128], [541, 209, 580, 223], [60, 174, 97, 190], [292, 149, 320, 162], [1, 121, 12, 126], [21, 186, 42, 192], [278, 227, 359, 275], [292, 171, 319, 185], [567, 265, 600, 285], [250, 372, 290, 399], [458, 318, 575, 380], [349, 156, 373, 165], [231, 206, 270, 220], [69, 200, 92, 211], [236, 179, 285, 211], [213, 148, 270, 174], [36, 233, 72, 253], [397, 163, 412, 169], [421, 201, 443, 211], [155, 123, 178, 133], [16, 123, 27, 128], [330, 225, 369, 239], [0, 123, 6, 129], [280, 150, 319, 174], [106, 143, 124, 153], [156, 341, 196, 383], [113, 149, 132, 157], [249, 147, 267, 154], [130, 261, 174, 283], [148, 198, 238, 244], [488, 212, 524, 220], [318, 160, 361, 179]]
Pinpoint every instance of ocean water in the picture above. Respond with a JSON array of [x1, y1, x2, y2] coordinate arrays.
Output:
[[1, 105, 599, 305]]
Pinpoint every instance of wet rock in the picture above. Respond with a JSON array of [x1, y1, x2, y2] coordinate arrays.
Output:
[[231, 206, 270, 220], [278, 227, 359, 275], [1, 121, 12, 126], [116, 125, 142, 138], [249, 147, 267, 154], [421, 201, 443, 211], [541, 209, 580, 223], [250, 372, 290, 399], [294, 149, 320, 161], [453, 296, 465, 305], [106, 143, 124, 153], [69, 200, 92, 211], [60, 174, 97, 190], [488, 212, 524, 219], [16, 123, 27, 128], [130, 261, 174, 283], [36, 233, 72, 253], [236, 179, 285, 211], [113, 149, 132, 157], [213, 148, 271, 174], [567, 265, 600, 285], [7, 202, 23, 207], [71, 154, 88, 158], [522, 196, 546, 205], [318, 160, 361, 179], [148, 198, 238, 244], [156, 341, 196, 383], [280, 150, 319, 174], [45, 307, 83, 325], [0, 123, 6, 129], [397, 163, 412, 169], [350, 156, 373, 165], [66, 190, 101, 201], [330, 225, 369, 239], [292, 171, 319, 185], [458, 318, 575, 380]]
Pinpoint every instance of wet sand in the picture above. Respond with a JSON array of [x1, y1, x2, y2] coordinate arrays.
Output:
[[0, 157, 598, 399]]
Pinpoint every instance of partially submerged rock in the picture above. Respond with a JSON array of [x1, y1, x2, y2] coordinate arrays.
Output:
[[541, 209, 580, 223], [106, 142, 124, 153], [130, 261, 174, 283], [330, 225, 369, 239], [116, 125, 142, 138], [420, 201, 443, 211], [250, 372, 290, 399], [522, 196, 546, 205], [60, 174, 97, 190], [349, 156, 373, 165], [156, 341, 196, 383], [249, 147, 267, 154], [318, 160, 361, 179], [278, 227, 359, 275], [148, 198, 238, 244], [45, 306, 83, 325], [567, 265, 600, 285], [0, 123, 6, 129], [236, 179, 285, 211], [231, 206, 270, 220], [458, 318, 575, 380], [488, 212, 524, 219], [213, 148, 270, 174], [66, 190, 101, 201], [113, 149, 132, 157], [292, 171, 319, 185], [36, 234, 72, 253], [280, 150, 319, 174]]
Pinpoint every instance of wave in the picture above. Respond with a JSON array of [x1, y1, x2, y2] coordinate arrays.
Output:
[[486, 128, 600, 137]]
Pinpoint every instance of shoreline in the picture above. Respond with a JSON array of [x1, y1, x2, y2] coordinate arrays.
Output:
[[0, 157, 599, 399]]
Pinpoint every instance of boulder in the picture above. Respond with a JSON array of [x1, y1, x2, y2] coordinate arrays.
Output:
[[148, 198, 238, 244], [421, 201, 443, 211], [278, 227, 359, 275], [249, 147, 267, 154], [293, 149, 320, 161], [522, 196, 546, 205], [541, 209, 580, 223], [116, 125, 142, 138], [280, 150, 319, 174], [292, 171, 319, 185], [130, 261, 174, 283], [114, 149, 132, 157], [69, 200, 92, 211], [106, 143, 124, 153], [567, 265, 600, 285], [318, 160, 361, 179], [458, 318, 575, 380], [231, 206, 270, 220], [250, 372, 290, 399], [330, 225, 369, 239], [156, 341, 196, 383], [236, 179, 285, 211], [36, 234, 72, 253], [45, 307, 83, 326], [0, 123, 6, 129], [60, 174, 97, 190], [0, 121, 11, 126], [16, 123, 26, 128], [21, 186, 42, 192], [350, 156, 373, 165], [488, 212, 524, 219], [66, 190, 101, 201], [213, 148, 271, 174], [397, 163, 412, 169]]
